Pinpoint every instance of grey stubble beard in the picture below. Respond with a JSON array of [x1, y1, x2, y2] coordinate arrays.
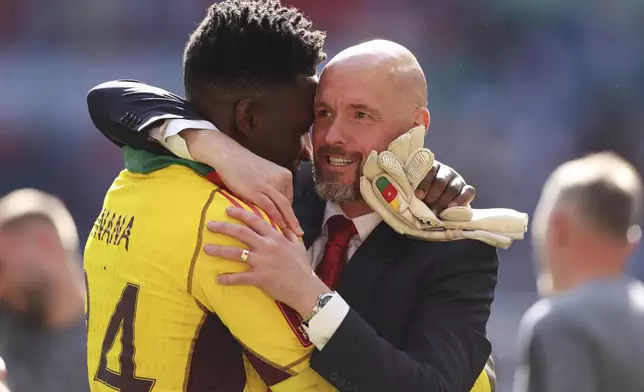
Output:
[[312, 165, 362, 203]]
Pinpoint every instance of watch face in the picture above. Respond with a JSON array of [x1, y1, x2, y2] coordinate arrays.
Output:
[[319, 293, 334, 307]]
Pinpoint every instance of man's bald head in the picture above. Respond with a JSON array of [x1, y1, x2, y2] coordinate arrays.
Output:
[[325, 39, 428, 109], [311, 39, 430, 211]]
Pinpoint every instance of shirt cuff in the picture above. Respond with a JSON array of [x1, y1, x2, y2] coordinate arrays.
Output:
[[304, 293, 350, 350], [163, 119, 218, 140], [140, 113, 183, 134], [162, 135, 194, 161], [148, 119, 218, 162]]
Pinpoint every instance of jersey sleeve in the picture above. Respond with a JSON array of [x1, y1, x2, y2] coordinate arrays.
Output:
[[189, 191, 332, 391]]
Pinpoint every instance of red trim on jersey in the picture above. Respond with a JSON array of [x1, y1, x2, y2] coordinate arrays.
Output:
[[210, 178, 307, 349], [244, 350, 292, 386], [205, 171, 227, 190], [219, 190, 244, 209], [237, 199, 263, 219], [276, 301, 312, 348], [239, 200, 279, 230], [266, 216, 279, 231], [205, 172, 278, 229]]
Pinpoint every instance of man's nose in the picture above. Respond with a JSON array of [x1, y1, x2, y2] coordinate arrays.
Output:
[[323, 119, 347, 146]]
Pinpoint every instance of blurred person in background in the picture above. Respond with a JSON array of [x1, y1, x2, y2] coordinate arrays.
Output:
[[0, 356, 8, 392], [514, 152, 644, 392], [0, 368, 10, 392], [0, 189, 88, 392]]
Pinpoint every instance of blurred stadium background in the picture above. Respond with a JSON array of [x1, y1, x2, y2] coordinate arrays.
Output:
[[1, 0, 643, 390]]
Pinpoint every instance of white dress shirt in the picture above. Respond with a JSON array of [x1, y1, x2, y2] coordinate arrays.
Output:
[[304, 202, 381, 349], [152, 119, 383, 349], [308, 202, 382, 269]]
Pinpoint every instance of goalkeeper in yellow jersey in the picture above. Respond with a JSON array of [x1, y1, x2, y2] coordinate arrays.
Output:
[[84, 2, 332, 391], [85, 1, 495, 392]]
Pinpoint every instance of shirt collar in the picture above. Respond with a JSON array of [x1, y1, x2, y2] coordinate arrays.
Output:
[[321, 202, 382, 242]]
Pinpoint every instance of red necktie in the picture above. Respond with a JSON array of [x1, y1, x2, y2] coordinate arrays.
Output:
[[315, 215, 358, 290]]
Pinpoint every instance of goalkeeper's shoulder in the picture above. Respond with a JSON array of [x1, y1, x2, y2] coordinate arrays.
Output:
[[152, 165, 281, 239], [147, 166, 283, 252], [130, 165, 271, 231], [190, 188, 282, 298], [205, 187, 281, 231]]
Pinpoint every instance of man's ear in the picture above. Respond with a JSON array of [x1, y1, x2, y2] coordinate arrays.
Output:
[[411, 107, 430, 133], [234, 98, 258, 137], [549, 210, 570, 248], [28, 224, 66, 263]]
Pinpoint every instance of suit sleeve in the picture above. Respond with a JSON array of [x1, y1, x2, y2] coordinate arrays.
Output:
[[310, 240, 499, 392], [86, 79, 203, 153], [189, 198, 333, 391], [514, 313, 599, 392]]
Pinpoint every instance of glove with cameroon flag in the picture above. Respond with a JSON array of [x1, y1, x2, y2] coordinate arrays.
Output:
[[359, 125, 529, 249]]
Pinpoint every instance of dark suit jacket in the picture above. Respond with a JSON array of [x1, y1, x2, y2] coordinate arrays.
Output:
[[87, 80, 499, 392]]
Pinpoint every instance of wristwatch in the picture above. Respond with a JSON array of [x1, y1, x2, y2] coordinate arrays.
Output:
[[302, 291, 335, 327]]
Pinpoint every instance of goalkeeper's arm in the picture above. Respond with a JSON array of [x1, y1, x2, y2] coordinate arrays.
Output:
[[189, 201, 330, 391]]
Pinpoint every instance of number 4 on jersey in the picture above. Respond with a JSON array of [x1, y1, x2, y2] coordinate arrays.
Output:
[[94, 283, 156, 391]]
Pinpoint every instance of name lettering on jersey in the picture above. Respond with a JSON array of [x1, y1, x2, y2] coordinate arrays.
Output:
[[90, 208, 135, 251]]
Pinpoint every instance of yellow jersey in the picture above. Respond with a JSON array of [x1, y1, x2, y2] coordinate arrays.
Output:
[[84, 148, 493, 392], [84, 148, 333, 392]]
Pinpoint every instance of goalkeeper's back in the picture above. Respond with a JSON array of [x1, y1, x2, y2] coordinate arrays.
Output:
[[84, 163, 333, 391]]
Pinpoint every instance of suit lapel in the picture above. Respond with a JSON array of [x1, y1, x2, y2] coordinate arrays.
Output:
[[337, 222, 401, 317], [295, 196, 325, 248], [292, 163, 325, 249]]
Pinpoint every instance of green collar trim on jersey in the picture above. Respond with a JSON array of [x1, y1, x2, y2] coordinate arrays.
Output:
[[123, 146, 214, 176]]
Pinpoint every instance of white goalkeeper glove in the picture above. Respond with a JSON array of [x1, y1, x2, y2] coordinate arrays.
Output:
[[359, 125, 528, 249]]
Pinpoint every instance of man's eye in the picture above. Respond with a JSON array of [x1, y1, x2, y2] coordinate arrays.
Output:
[[356, 111, 369, 119], [316, 109, 330, 118]]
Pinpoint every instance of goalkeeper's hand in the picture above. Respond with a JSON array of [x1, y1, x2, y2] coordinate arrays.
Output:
[[360, 126, 528, 249], [415, 160, 476, 214]]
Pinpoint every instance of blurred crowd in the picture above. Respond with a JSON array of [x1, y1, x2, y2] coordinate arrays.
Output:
[[1, 0, 643, 390]]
